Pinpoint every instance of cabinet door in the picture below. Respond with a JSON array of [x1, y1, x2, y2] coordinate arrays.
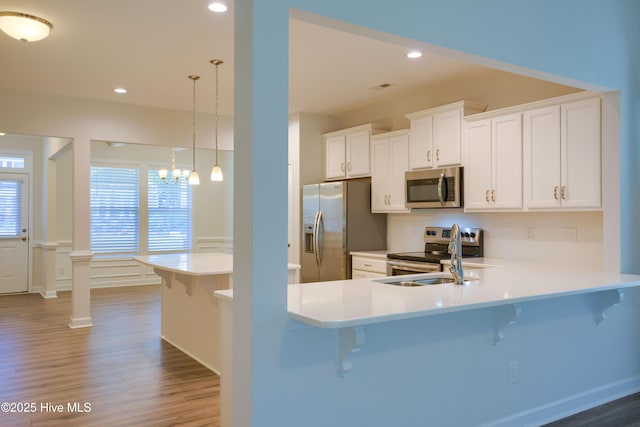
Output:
[[523, 105, 561, 209], [371, 138, 390, 212], [387, 134, 410, 211], [491, 113, 522, 209], [346, 129, 371, 177], [409, 115, 433, 169], [561, 97, 601, 209], [464, 119, 492, 209], [434, 108, 462, 166], [325, 135, 346, 180]]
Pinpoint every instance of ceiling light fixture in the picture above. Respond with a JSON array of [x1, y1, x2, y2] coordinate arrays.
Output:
[[114, 88, 127, 94], [407, 51, 422, 59], [0, 12, 52, 42], [188, 75, 201, 186], [210, 59, 224, 182], [158, 148, 190, 184], [208, 2, 228, 13]]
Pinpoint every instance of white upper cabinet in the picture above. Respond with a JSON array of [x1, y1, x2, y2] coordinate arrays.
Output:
[[406, 101, 485, 170], [523, 97, 601, 210], [464, 113, 523, 210], [371, 130, 410, 213], [324, 124, 388, 181]]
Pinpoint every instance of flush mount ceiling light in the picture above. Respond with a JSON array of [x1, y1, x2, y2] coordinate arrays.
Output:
[[407, 51, 423, 59], [0, 12, 52, 42], [114, 87, 127, 94]]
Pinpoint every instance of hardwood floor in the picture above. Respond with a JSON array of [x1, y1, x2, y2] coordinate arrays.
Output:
[[0, 286, 220, 427], [543, 392, 640, 427]]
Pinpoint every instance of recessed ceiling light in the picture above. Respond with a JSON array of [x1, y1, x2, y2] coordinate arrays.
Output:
[[0, 132, 5, 137], [407, 51, 422, 59], [208, 2, 228, 13], [114, 88, 127, 94]]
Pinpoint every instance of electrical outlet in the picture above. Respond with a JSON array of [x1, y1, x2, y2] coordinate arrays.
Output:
[[562, 227, 577, 242], [508, 361, 519, 384]]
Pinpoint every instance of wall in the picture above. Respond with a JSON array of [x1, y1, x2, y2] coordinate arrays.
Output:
[[232, 1, 640, 427], [388, 211, 603, 267]]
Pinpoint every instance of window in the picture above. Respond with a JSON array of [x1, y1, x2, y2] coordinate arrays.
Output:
[[0, 179, 21, 237], [0, 156, 25, 169], [147, 170, 192, 251], [90, 166, 139, 253]]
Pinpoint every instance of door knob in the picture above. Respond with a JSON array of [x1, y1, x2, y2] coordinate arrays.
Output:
[[22, 236, 27, 241]]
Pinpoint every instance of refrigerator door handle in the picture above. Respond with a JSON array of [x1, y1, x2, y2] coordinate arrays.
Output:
[[314, 211, 323, 266]]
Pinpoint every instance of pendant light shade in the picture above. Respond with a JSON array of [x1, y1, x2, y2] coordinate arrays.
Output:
[[0, 12, 52, 42], [210, 59, 224, 182], [188, 75, 201, 186]]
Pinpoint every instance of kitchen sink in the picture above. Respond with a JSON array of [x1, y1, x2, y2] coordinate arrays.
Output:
[[378, 275, 478, 287]]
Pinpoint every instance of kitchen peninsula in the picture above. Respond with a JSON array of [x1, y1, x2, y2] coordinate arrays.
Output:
[[215, 260, 640, 426], [135, 253, 300, 372]]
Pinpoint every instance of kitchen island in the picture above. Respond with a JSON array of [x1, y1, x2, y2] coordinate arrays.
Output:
[[135, 253, 300, 373]]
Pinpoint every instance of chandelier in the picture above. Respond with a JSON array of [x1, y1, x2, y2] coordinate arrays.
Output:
[[158, 149, 190, 184]]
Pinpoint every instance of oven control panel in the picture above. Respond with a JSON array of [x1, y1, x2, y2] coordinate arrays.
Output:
[[424, 226, 483, 247]]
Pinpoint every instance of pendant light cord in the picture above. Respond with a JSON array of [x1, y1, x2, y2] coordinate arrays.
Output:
[[215, 62, 220, 165], [189, 75, 200, 170]]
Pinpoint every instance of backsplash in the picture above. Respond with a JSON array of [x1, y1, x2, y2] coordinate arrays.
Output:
[[387, 211, 603, 267]]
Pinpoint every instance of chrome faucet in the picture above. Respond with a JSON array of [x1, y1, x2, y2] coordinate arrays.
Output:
[[448, 223, 464, 285]]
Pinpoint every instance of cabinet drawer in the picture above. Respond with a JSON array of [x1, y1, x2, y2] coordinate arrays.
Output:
[[352, 257, 387, 274]]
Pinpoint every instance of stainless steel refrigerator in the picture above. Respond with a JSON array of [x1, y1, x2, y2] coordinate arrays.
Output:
[[302, 178, 387, 282]]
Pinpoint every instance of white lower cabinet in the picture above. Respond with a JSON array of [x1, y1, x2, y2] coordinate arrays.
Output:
[[464, 113, 523, 210], [351, 255, 387, 279], [371, 130, 410, 213], [523, 97, 601, 210]]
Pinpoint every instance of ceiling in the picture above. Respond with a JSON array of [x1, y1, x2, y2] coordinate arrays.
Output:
[[0, 0, 498, 118]]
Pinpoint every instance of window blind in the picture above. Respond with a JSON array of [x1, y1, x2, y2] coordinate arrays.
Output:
[[0, 180, 21, 237], [147, 170, 192, 252], [90, 166, 139, 253]]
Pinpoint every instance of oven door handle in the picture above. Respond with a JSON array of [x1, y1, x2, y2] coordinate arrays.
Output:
[[387, 260, 441, 273]]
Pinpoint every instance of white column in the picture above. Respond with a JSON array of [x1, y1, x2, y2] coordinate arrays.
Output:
[[40, 157, 58, 298], [233, 2, 290, 426], [69, 137, 93, 328]]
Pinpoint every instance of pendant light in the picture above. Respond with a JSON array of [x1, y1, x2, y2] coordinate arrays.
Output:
[[188, 75, 201, 186], [210, 59, 224, 182]]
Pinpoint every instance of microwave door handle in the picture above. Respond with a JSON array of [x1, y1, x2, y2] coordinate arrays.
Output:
[[437, 173, 446, 206]]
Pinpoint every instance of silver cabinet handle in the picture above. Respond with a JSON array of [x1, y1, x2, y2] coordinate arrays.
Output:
[[553, 186, 559, 200], [485, 190, 490, 202], [436, 149, 440, 161], [491, 189, 496, 202], [341, 162, 345, 172], [561, 186, 566, 200], [364, 263, 372, 267], [427, 150, 431, 162], [347, 162, 352, 171]]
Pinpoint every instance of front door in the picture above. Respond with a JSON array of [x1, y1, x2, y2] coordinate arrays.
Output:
[[0, 172, 29, 294]]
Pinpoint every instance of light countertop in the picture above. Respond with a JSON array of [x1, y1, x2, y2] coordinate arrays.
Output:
[[134, 253, 299, 276], [286, 258, 640, 328]]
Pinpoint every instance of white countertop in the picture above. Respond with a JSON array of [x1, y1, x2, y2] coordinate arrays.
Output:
[[134, 252, 299, 276], [286, 258, 640, 328]]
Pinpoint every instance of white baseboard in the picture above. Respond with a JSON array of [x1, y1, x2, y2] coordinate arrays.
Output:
[[68, 316, 93, 329], [32, 286, 57, 298], [481, 376, 640, 427]]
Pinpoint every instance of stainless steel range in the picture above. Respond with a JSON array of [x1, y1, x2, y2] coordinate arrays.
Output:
[[386, 226, 483, 276]]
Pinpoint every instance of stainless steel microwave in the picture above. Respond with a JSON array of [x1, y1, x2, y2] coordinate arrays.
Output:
[[405, 167, 463, 209]]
